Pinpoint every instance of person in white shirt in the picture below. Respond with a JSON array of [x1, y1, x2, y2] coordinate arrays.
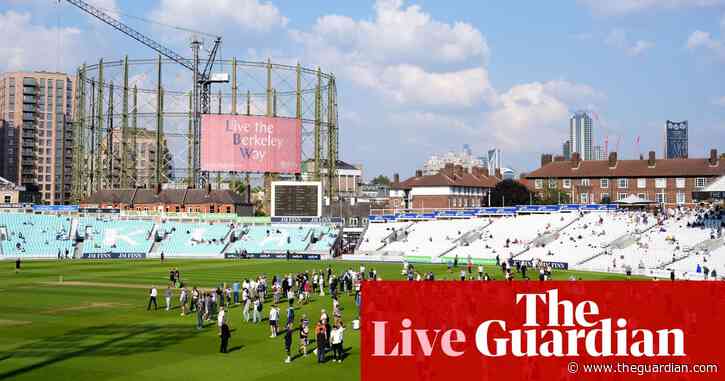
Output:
[[147, 287, 158, 311], [253, 297, 262, 323], [242, 289, 251, 322], [164, 286, 173, 311], [330, 323, 345, 362], [269, 305, 280, 337], [217, 306, 226, 335]]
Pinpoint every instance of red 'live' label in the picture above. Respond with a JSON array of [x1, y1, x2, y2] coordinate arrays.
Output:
[[360, 281, 725, 381]]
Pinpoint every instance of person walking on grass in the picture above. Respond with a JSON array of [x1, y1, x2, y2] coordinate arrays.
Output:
[[15, 258, 20, 274], [147, 286, 158, 311], [196, 297, 204, 330], [217, 306, 227, 336], [220, 322, 231, 354], [180, 287, 188, 316], [315, 320, 327, 363], [299, 314, 310, 357], [232, 281, 240, 304], [269, 304, 280, 338], [330, 322, 345, 363], [165, 286, 173, 311], [243, 289, 251, 322], [252, 297, 262, 323], [284, 323, 293, 363]]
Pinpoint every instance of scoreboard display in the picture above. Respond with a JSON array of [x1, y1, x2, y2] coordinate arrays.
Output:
[[271, 181, 322, 217]]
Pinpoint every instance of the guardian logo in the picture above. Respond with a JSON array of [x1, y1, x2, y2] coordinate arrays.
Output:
[[372, 289, 685, 358]]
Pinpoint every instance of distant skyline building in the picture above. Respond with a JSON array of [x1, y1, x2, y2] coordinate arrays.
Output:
[[593, 145, 605, 161], [0, 71, 75, 204], [665, 120, 688, 159], [487, 149, 502, 176], [569, 110, 594, 161], [422, 149, 484, 176], [562, 140, 571, 160]]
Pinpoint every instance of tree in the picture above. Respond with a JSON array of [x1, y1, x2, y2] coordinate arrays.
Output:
[[371, 175, 392, 186], [537, 188, 571, 205], [489, 179, 532, 206]]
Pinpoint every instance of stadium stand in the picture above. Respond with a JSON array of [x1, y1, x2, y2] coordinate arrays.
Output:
[[228, 224, 338, 254], [79, 217, 155, 255], [156, 222, 233, 257], [357, 205, 725, 279], [0, 213, 73, 258]]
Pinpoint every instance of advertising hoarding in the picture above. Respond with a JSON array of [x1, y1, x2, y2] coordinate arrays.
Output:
[[200, 115, 301, 173]]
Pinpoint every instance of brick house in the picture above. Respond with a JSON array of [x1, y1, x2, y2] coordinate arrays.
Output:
[[524, 149, 725, 206], [389, 164, 499, 209], [81, 185, 253, 215]]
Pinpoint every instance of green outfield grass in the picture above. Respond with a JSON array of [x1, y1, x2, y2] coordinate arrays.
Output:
[[0, 259, 634, 381]]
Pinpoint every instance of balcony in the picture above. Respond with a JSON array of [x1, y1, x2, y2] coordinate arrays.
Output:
[[22, 95, 36, 104], [22, 112, 35, 121], [22, 78, 37, 86]]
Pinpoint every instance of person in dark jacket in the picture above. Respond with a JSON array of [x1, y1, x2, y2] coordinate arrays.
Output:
[[220, 322, 231, 353], [15, 258, 20, 274], [284, 323, 293, 363], [315, 320, 327, 363]]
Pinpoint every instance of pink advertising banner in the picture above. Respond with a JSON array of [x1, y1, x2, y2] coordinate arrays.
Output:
[[200, 115, 301, 173]]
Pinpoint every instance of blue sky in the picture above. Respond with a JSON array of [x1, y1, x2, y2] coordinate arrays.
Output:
[[2, 0, 724, 180]]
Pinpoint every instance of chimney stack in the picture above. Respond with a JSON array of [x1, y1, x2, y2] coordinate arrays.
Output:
[[709, 149, 718, 166], [571, 152, 581, 169], [415, 169, 423, 177], [393, 173, 400, 183], [553, 155, 565, 162], [648, 151, 656, 167], [454, 164, 464, 178], [541, 154, 553, 167], [155, 183, 162, 195], [608, 152, 618, 168], [206, 182, 212, 195]]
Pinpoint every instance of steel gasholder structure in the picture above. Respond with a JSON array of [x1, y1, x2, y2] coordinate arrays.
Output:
[[71, 57, 338, 203]]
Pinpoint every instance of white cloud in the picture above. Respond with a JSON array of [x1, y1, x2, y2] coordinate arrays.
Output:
[[483, 81, 601, 153], [357, 65, 496, 108], [291, 0, 492, 109], [686, 30, 725, 60], [303, 0, 489, 65], [150, 0, 288, 34], [580, 0, 725, 15], [605, 29, 655, 56], [0, 11, 82, 71], [713, 96, 725, 106]]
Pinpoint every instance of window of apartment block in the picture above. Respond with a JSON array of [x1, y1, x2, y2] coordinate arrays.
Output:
[[535, 179, 543, 189], [618, 192, 628, 201], [637, 178, 646, 188], [601, 193, 609, 202], [695, 178, 706, 188], [655, 192, 666, 204], [580, 193, 588, 204], [618, 178, 628, 188], [548, 178, 557, 188], [676, 192, 686, 205], [563, 179, 571, 189], [580, 178, 590, 186], [655, 178, 666, 188], [676, 178, 686, 188]]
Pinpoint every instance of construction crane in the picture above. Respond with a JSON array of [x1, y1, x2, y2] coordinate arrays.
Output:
[[62, 0, 227, 185]]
